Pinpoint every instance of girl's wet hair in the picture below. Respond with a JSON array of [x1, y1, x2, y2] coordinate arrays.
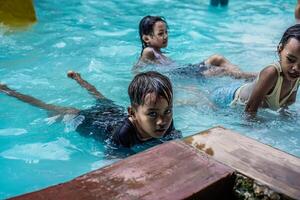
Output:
[[128, 71, 173, 107], [138, 15, 167, 54], [279, 24, 300, 49]]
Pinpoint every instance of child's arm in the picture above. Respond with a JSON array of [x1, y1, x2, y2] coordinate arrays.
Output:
[[67, 71, 106, 100], [227, 70, 258, 80], [244, 66, 277, 115], [282, 91, 297, 107], [0, 83, 79, 115]]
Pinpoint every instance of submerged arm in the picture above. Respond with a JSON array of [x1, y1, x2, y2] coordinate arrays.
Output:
[[278, 91, 297, 116], [229, 70, 258, 80], [67, 71, 106, 100]]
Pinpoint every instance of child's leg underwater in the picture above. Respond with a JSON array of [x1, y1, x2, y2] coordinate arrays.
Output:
[[203, 54, 257, 80], [0, 83, 79, 115], [67, 71, 106, 100]]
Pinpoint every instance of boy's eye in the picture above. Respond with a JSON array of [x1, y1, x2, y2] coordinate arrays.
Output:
[[165, 109, 172, 115], [148, 112, 157, 118]]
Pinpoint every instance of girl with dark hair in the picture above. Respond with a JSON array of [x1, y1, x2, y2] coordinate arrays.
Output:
[[213, 24, 300, 116], [134, 15, 256, 79]]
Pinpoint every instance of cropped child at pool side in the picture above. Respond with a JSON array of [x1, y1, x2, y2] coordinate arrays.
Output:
[[134, 15, 256, 79], [295, 0, 300, 23], [213, 24, 300, 116], [0, 71, 181, 148]]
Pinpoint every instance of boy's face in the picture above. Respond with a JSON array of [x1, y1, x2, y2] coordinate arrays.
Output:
[[130, 93, 172, 140], [143, 21, 168, 49]]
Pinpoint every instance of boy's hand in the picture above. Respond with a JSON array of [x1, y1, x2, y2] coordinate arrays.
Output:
[[67, 71, 81, 80], [0, 83, 10, 92]]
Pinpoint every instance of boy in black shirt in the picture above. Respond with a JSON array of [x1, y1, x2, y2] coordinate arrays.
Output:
[[0, 71, 181, 149]]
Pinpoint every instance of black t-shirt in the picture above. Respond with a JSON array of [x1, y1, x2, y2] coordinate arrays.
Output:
[[112, 117, 181, 148], [74, 99, 182, 148]]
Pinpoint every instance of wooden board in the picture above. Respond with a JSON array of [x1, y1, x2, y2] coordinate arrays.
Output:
[[184, 126, 300, 200], [11, 140, 234, 200]]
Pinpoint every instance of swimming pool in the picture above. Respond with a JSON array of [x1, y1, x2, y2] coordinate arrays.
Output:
[[0, 0, 298, 198]]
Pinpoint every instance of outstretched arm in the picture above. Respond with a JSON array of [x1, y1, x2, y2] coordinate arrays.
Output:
[[0, 83, 79, 115], [67, 71, 106, 100]]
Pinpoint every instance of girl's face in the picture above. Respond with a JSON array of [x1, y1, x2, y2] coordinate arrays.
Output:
[[130, 93, 173, 140], [279, 38, 300, 81], [144, 21, 168, 49]]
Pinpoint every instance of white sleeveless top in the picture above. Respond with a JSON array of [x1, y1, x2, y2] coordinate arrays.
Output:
[[231, 62, 300, 110]]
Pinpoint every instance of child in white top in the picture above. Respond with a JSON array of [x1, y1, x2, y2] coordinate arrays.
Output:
[[212, 24, 300, 117]]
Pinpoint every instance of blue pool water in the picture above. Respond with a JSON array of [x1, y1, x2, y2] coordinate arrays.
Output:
[[0, 0, 299, 198]]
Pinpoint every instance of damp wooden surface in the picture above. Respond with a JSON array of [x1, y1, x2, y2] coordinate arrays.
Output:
[[10, 140, 234, 200], [184, 126, 300, 200]]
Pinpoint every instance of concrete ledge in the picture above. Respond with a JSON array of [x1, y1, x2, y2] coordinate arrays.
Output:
[[11, 140, 235, 200], [184, 126, 300, 200]]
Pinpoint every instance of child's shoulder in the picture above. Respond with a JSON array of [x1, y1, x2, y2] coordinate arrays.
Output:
[[258, 64, 279, 84], [262, 64, 278, 74], [112, 117, 138, 148], [134, 47, 156, 68], [261, 63, 280, 76], [141, 47, 155, 59]]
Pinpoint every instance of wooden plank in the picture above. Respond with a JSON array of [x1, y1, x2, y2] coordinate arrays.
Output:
[[11, 140, 234, 200], [184, 126, 300, 200]]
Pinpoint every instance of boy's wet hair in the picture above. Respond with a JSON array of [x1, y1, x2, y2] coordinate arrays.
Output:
[[279, 24, 300, 48], [138, 15, 168, 53], [128, 71, 173, 107]]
